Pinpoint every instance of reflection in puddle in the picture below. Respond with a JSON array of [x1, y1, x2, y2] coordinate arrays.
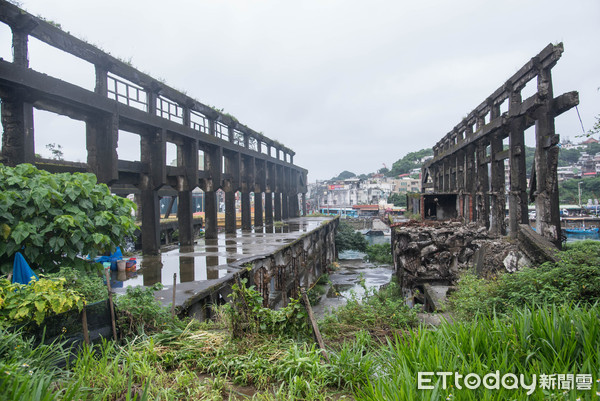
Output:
[[114, 217, 330, 288]]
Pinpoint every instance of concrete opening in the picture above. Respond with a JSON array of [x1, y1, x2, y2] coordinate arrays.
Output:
[[424, 194, 458, 220]]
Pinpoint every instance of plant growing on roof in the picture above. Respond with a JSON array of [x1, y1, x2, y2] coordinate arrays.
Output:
[[0, 164, 138, 274]]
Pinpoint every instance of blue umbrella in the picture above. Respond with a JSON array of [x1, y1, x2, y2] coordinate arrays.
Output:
[[12, 252, 38, 285]]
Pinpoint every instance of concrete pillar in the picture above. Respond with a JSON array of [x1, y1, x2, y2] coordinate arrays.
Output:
[[1, 95, 35, 166], [508, 92, 529, 238], [178, 190, 194, 246], [274, 192, 282, 221], [241, 191, 251, 231], [302, 193, 307, 216], [281, 193, 289, 220], [264, 192, 273, 225], [225, 191, 236, 234], [489, 132, 506, 236], [141, 189, 160, 255], [534, 68, 561, 247], [476, 140, 490, 228], [465, 145, 476, 223], [86, 113, 119, 184], [204, 191, 218, 239], [254, 192, 263, 227]]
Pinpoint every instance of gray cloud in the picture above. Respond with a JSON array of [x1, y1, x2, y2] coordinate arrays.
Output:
[[5, 0, 600, 181]]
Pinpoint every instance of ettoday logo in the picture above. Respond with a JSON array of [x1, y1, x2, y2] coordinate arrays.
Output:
[[418, 371, 595, 395], [418, 371, 536, 395]]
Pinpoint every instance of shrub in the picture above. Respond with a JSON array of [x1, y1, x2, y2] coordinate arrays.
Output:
[[320, 281, 417, 339], [450, 240, 600, 319], [0, 277, 84, 326], [0, 163, 138, 274], [115, 283, 179, 336], [364, 243, 393, 264], [48, 266, 108, 304], [335, 220, 367, 252], [225, 278, 310, 339]]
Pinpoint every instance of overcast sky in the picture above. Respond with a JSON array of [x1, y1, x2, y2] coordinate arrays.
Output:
[[2, 0, 599, 182]]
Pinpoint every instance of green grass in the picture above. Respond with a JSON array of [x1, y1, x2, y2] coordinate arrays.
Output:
[[359, 303, 600, 400]]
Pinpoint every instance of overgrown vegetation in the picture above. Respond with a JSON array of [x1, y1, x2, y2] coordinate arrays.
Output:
[[364, 243, 393, 265], [115, 283, 180, 337], [48, 266, 107, 304], [449, 240, 600, 320], [320, 281, 417, 341], [335, 220, 367, 252], [224, 278, 311, 339], [360, 303, 600, 400], [0, 277, 84, 326], [0, 164, 138, 274]]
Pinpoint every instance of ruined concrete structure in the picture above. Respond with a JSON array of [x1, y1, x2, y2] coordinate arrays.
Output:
[[173, 218, 338, 320], [393, 220, 526, 290], [419, 43, 578, 247], [0, 1, 308, 255]]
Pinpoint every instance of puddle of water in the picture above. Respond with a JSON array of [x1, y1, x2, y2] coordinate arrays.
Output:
[[111, 217, 329, 289], [311, 261, 394, 319]]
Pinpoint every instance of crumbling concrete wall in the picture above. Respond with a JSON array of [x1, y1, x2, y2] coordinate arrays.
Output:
[[183, 218, 338, 320], [392, 220, 531, 290]]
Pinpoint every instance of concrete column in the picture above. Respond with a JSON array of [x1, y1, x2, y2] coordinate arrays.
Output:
[[465, 145, 476, 223], [178, 190, 194, 246], [86, 114, 119, 184], [204, 191, 218, 239], [289, 193, 300, 217], [508, 92, 529, 238], [241, 191, 251, 231], [254, 192, 263, 227], [264, 192, 273, 225], [225, 191, 236, 234], [302, 193, 307, 216], [281, 193, 289, 220], [1, 95, 35, 166], [141, 189, 160, 255], [274, 192, 282, 221], [476, 140, 490, 228], [534, 68, 561, 246], [456, 150, 465, 219], [489, 132, 506, 236]]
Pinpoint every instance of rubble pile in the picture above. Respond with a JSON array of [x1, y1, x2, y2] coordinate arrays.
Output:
[[392, 220, 530, 288]]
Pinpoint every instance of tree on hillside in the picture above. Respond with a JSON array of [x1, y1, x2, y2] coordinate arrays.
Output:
[[388, 193, 407, 207], [332, 170, 356, 180], [388, 148, 433, 176]]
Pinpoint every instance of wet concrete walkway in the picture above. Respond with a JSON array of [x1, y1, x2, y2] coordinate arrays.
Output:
[[111, 217, 333, 308]]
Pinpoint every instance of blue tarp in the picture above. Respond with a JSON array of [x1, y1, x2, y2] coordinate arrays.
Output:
[[93, 247, 123, 271], [12, 252, 38, 285]]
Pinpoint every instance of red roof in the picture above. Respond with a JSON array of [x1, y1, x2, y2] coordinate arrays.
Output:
[[582, 138, 599, 144], [352, 205, 379, 210]]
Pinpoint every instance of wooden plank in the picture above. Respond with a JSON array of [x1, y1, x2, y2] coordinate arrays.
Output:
[[301, 287, 329, 363]]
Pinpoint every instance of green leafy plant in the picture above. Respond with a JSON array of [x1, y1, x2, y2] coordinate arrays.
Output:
[[48, 266, 108, 304], [449, 240, 600, 320], [115, 283, 178, 336], [0, 277, 84, 325], [225, 278, 310, 339], [364, 243, 393, 265], [0, 163, 138, 274], [320, 281, 417, 340], [335, 220, 367, 253]]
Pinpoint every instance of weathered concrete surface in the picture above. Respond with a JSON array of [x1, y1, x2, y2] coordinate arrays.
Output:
[[392, 220, 528, 290], [423, 283, 451, 312], [517, 224, 561, 265], [113, 217, 338, 320]]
